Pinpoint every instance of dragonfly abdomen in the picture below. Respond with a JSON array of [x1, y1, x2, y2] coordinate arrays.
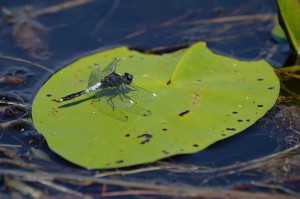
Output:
[[54, 82, 102, 103], [86, 82, 102, 92], [56, 90, 87, 102]]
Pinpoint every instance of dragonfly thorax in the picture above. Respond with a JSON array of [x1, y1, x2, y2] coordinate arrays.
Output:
[[101, 72, 133, 88]]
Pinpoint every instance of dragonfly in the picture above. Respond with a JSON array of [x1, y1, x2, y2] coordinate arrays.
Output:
[[54, 58, 156, 114]]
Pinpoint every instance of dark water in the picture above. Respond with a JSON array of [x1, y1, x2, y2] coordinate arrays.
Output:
[[0, 0, 297, 198]]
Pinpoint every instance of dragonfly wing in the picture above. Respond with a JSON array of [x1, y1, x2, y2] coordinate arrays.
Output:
[[94, 87, 134, 109], [88, 65, 104, 88], [126, 104, 152, 117], [90, 99, 129, 122], [87, 59, 119, 88], [124, 83, 157, 102], [113, 84, 153, 117], [100, 59, 118, 77], [90, 98, 151, 122]]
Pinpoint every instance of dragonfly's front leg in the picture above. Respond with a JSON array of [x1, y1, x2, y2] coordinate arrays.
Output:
[[119, 94, 136, 105], [106, 96, 116, 111], [118, 85, 136, 104]]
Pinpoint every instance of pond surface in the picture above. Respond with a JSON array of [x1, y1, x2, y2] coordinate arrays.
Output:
[[0, 0, 299, 198]]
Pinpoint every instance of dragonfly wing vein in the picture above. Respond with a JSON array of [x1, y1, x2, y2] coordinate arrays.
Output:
[[124, 83, 157, 102], [91, 99, 129, 122], [94, 87, 134, 109], [100, 59, 118, 78], [88, 66, 103, 88]]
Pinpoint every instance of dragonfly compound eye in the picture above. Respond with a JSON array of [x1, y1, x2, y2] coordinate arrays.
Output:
[[123, 73, 133, 84]]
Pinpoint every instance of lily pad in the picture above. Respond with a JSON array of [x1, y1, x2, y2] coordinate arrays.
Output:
[[32, 42, 279, 169], [277, 0, 300, 54]]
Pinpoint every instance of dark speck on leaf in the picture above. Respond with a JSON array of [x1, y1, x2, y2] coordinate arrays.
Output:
[[143, 110, 151, 117], [137, 134, 152, 139], [46, 94, 52, 97], [141, 140, 149, 144], [232, 111, 238, 114], [125, 133, 130, 137], [196, 79, 202, 82], [257, 78, 264, 81], [166, 80, 171, 85], [137, 133, 153, 144], [246, 119, 251, 122], [257, 104, 264, 107], [221, 134, 227, 136], [268, 87, 274, 90], [193, 144, 199, 147], [179, 110, 190, 117], [226, 128, 236, 131], [162, 128, 168, 131], [237, 119, 243, 122], [116, 160, 124, 164], [162, 150, 169, 154]]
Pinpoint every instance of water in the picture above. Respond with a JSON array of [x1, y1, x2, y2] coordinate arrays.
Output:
[[1, 0, 298, 198]]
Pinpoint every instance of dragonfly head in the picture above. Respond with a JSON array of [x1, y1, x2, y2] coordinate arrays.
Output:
[[122, 72, 133, 84]]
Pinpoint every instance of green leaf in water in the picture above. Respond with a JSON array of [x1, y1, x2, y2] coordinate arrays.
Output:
[[272, 22, 288, 44], [277, 0, 300, 55], [32, 42, 279, 169]]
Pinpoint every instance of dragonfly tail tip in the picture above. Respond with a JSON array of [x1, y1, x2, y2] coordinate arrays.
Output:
[[52, 99, 62, 103]]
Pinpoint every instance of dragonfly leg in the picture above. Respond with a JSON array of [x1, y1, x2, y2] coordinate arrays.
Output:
[[120, 93, 136, 104], [106, 96, 116, 110], [117, 85, 136, 103]]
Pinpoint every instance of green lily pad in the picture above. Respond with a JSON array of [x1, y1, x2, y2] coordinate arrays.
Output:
[[32, 42, 279, 169], [277, 0, 300, 54]]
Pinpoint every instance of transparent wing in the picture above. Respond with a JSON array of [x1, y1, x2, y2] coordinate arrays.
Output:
[[88, 66, 103, 88], [90, 98, 151, 122], [87, 59, 119, 88], [123, 83, 157, 102], [94, 86, 134, 109], [100, 58, 118, 78], [126, 104, 152, 117], [90, 99, 129, 122]]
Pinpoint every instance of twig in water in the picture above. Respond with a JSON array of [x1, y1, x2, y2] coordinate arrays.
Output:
[[92, 0, 120, 35], [32, 0, 96, 17], [0, 54, 53, 73]]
